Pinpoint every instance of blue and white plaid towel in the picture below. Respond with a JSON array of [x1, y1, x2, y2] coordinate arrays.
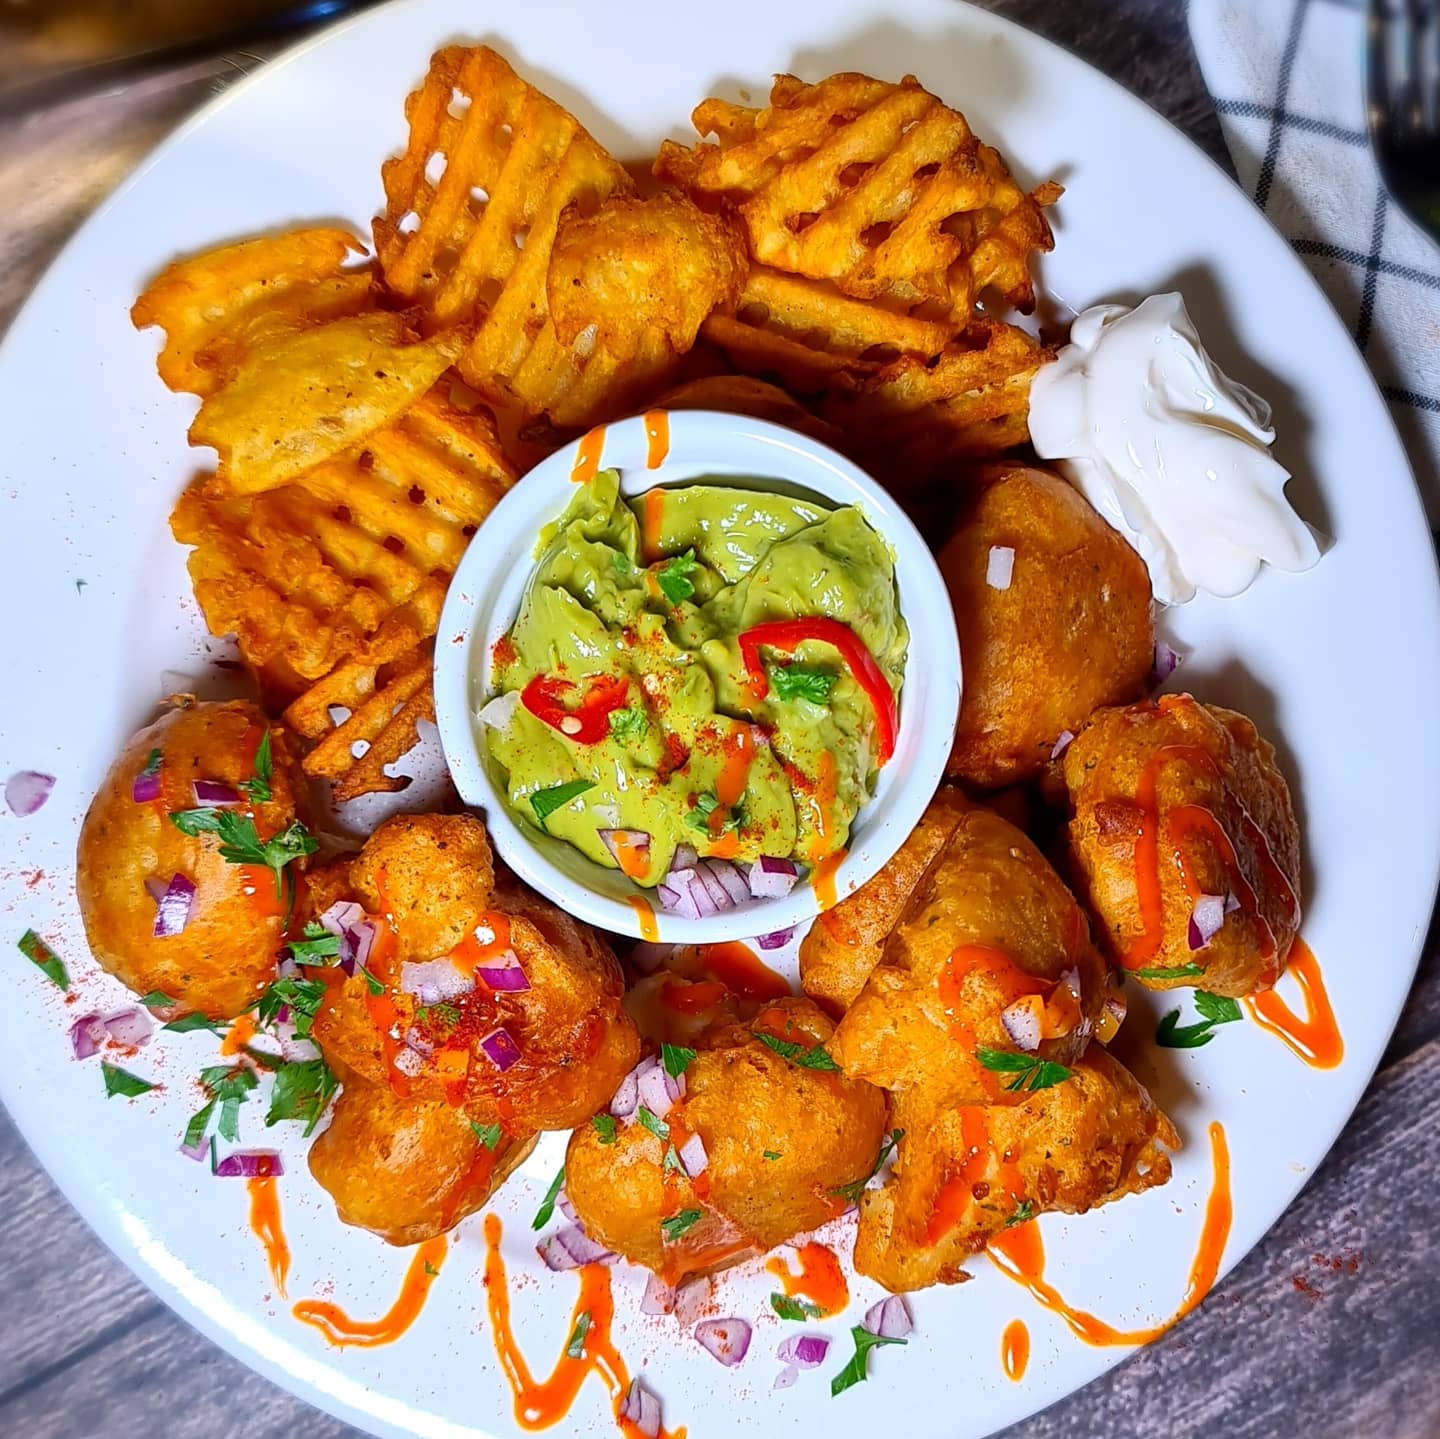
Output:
[[1190, 0, 1440, 525]]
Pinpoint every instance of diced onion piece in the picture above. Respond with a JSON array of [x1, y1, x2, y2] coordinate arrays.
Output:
[[986, 545, 1015, 590], [672, 844, 698, 871], [478, 690, 521, 732], [475, 949, 530, 993], [636, 1056, 674, 1118], [756, 926, 795, 951], [703, 860, 750, 906], [5, 770, 55, 817], [399, 958, 475, 1005], [393, 1046, 425, 1077], [479, 1026, 522, 1071], [620, 1379, 661, 1439], [747, 855, 799, 899], [673, 1274, 713, 1328], [776, 1334, 830, 1368], [678, 1132, 708, 1178], [143, 876, 168, 905], [213, 1151, 284, 1179], [103, 1008, 153, 1049], [153, 873, 197, 938], [536, 1223, 616, 1270], [774, 1364, 799, 1391], [658, 869, 711, 919], [179, 1135, 209, 1163], [557, 1191, 577, 1224], [693, 863, 732, 911], [694, 1317, 751, 1367], [69, 1013, 107, 1060], [403, 1026, 433, 1057], [337, 920, 376, 977], [1051, 729, 1076, 760], [1187, 893, 1227, 950], [628, 941, 675, 976], [1000, 996, 1043, 1053], [641, 1272, 676, 1315], [318, 900, 364, 937], [600, 829, 652, 876], [610, 1066, 640, 1119], [1151, 640, 1183, 685], [191, 779, 242, 807], [863, 1294, 914, 1339], [1097, 989, 1127, 1043], [131, 767, 161, 803]]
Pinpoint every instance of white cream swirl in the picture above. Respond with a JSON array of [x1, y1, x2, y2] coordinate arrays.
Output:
[[1028, 292, 1321, 605]]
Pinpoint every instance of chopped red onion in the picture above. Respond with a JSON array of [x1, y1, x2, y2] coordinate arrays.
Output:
[[636, 1056, 675, 1118], [777, 1334, 830, 1368], [774, 1365, 800, 1391], [191, 779, 241, 807], [1187, 893, 1227, 950], [619, 1379, 661, 1439], [863, 1294, 913, 1339], [674, 1274, 713, 1328], [557, 1190, 578, 1225], [695, 1317, 751, 1367], [213, 1151, 284, 1178], [479, 1026, 522, 1072], [337, 920, 376, 977], [153, 873, 197, 938], [1151, 640, 1183, 686], [628, 941, 675, 976], [1051, 729, 1076, 760], [536, 1223, 617, 1270], [1225, 892, 1242, 914], [748, 855, 800, 899], [131, 766, 162, 803], [1000, 998, 1042, 1053], [658, 870, 710, 919], [1059, 966, 1082, 1000], [693, 862, 733, 912], [986, 545, 1015, 590], [1103, 991, 1128, 1030], [704, 859, 751, 906], [755, 926, 795, 951], [641, 1272, 676, 1315], [478, 690, 520, 732], [476, 950, 531, 993], [599, 829, 651, 871], [610, 1067, 640, 1119], [276, 955, 299, 982], [678, 1132, 708, 1178], [5, 770, 55, 817], [69, 1013, 107, 1060], [103, 1008, 153, 1050], [144, 876, 168, 905], [179, 1135, 209, 1163], [399, 958, 474, 1006], [672, 844, 699, 871], [393, 1047, 425, 1078], [318, 900, 365, 937], [402, 1026, 434, 1057]]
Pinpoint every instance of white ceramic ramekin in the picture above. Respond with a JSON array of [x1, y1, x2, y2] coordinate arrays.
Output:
[[433, 410, 961, 943]]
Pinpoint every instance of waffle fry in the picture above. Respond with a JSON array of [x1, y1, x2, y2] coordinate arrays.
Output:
[[657, 374, 843, 446], [374, 46, 633, 399], [171, 387, 515, 693], [131, 227, 372, 397], [656, 72, 1058, 323], [284, 643, 436, 801]]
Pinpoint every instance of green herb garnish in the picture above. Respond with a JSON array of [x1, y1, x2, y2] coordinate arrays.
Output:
[[684, 790, 745, 835], [251, 975, 327, 1038], [763, 1150, 782, 1162], [591, 1114, 619, 1145], [769, 663, 838, 704], [284, 921, 341, 965], [566, 1310, 593, 1359], [102, 1063, 158, 1099], [1004, 1200, 1036, 1229], [1135, 963, 1206, 981], [661, 1043, 697, 1079], [532, 1165, 566, 1230], [770, 1293, 822, 1321], [241, 731, 273, 804], [264, 1057, 337, 1136], [976, 1047, 1073, 1092], [17, 929, 68, 991], [139, 748, 163, 780], [829, 1127, 904, 1206], [612, 551, 631, 576], [424, 1261, 440, 1277], [830, 1325, 906, 1397], [661, 1208, 703, 1242], [607, 707, 647, 742], [529, 779, 595, 830], [656, 549, 699, 605], [418, 1001, 460, 1029], [139, 989, 176, 1010], [661, 1143, 685, 1175], [1156, 990, 1244, 1049], [636, 1105, 670, 1141], [753, 1032, 841, 1072], [167, 810, 317, 896], [163, 1011, 229, 1035]]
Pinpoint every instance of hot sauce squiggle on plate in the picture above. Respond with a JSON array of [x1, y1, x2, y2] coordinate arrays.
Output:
[[1245, 939, 1343, 1069], [293, 1235, 447, 1347]]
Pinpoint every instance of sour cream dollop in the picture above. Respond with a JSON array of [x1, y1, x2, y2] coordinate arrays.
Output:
[[1028, 292, 1321, 605]]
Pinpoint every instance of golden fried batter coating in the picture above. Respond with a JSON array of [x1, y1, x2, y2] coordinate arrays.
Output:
[[309, 1078, 535, 1245], [799, 787, 970, 1016], [76, 701, 310, 1019], [854, 1047, 1177, 1292], [308, 814, 640, 1129], [566, 991, 887, 1282], [939, 465, 1154, 789], [829, 803, 1109, 1105], [1062, 694, 1302, 997]]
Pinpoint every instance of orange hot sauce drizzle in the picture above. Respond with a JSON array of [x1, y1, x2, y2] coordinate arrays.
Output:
[[1001, 1320, 1030, 1382], [804, 749, 846, 910], [221, 1013, 258, 1057], [628, 894, 659, 941], [1244, 939, 1344, 1069], [696, 941, 791, 1001], [643, 410, 671, 469], [482, 1214, 686, 1437], [927, 1106, 1026, 1244], [239, 865, 288, 918], [570, 426, 606, 485], [293, 1235, 448, 1347], [765, 1242, 849, 1317], [247, 1176, 291, 1297], [988, 1121, 1232, 1346]]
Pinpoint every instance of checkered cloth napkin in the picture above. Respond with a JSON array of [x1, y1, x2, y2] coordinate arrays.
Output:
[[1190, 0, 1440, 525]]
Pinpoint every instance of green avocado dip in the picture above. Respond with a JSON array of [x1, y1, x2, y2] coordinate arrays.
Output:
[[481, 469, 908, 893]]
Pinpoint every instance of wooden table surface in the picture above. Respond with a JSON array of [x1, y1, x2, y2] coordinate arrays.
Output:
[[2, 3, 1438, 1436]]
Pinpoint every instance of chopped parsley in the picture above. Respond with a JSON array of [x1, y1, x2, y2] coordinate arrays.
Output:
[[139, 748, 163, 781], [607, 706, 647, 742], [102, 1063, 158, 1099], [470, 1120, 502, 1150], [1135, 962, 1206, 981], [1004, 1200, 1036, 1229], [139, 989, 176, 1010], [241, 731, 273, 804], [685, 790, 744, 835], [187, 1059, 265, 1150], [163, 1011, 229, 1035], [661, 1143, 685, 1175], [762, 1149, 782, 1162], [566, 1310, 593, 1359], [529, 779, 594, 829], [418, 1002, 460, 1029], [753, 1032, 841, 1072], [830, 1325, 906, 1397], [1156, 990, 1244, 1049], [661, 1208, 703, 1242], [655, 549, 699, 605], [768, 663, 838, 704], [17, 929, 68, 991], [661, 1043, 697, 1079], [976, 1047, 1073, 1092], [424, 1260, 440, 1277], [636, 1105, 670, 1141], [612, 551, 631, 576], [770, 1293, 822, 1321], [532, 1165, 566, 1230], [284, 921, 341, 965], [167, 809, 317, 896], [830, 1127, 904, 1206], [591, 1114, 619, 1145], [264, 1057, 337, 1136], [252, 975, 327, 1038]]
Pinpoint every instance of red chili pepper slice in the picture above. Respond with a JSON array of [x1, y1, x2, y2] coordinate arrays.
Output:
[[738, 618, 898, 764], [520, 674, 630, 744]]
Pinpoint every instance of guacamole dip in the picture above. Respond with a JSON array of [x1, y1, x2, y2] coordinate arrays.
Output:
[[482, 470, 908, 889]]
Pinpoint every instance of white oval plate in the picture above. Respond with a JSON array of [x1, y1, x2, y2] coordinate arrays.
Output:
[[1, 2, 1438, 1438]]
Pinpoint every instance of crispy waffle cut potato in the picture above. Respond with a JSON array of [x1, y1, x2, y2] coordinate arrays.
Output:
[[855, 1048, 1178, 1292], [565, 986, 888, 1283], [657, 374, 842, 445], [829, 802, 1111, 1106], [374, 46, 633, 401], [309, 1078, 537, 1245], [130, 227, 373, 398], [306, 814, 641, 1131], [656, 72, 1059, 323], [1062, 693, 1303, 997]]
